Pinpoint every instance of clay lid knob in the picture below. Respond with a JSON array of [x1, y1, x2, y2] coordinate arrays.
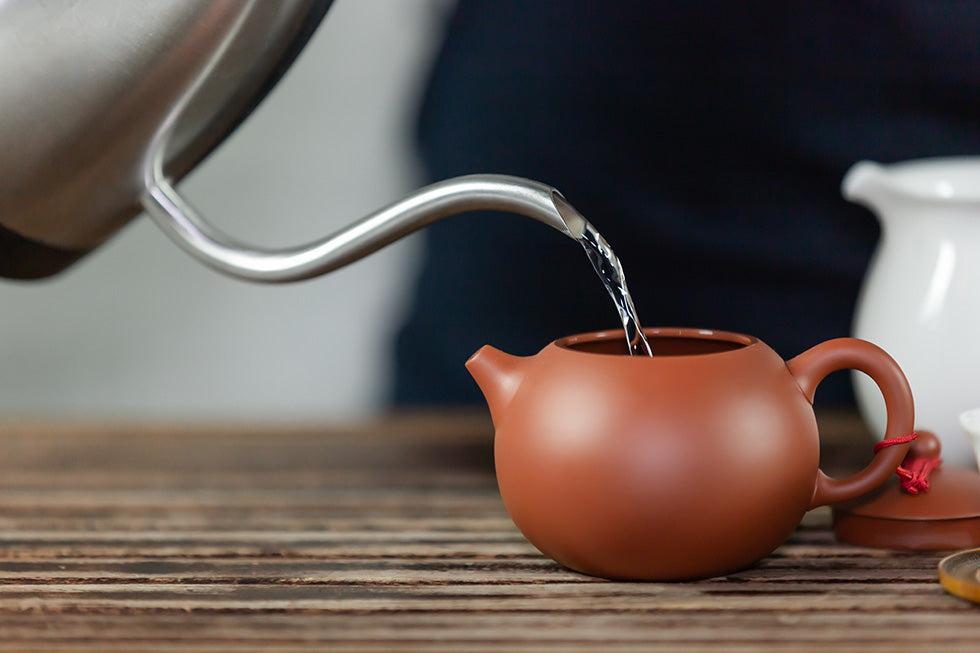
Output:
[[908, 430, 941, 461]]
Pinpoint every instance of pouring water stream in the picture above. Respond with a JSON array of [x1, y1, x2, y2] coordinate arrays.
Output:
[[551, 193, 652, 356], [578, 223, 653, 356]]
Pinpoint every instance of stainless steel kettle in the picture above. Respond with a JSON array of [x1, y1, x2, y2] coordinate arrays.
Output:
[[0, 0, 584, 280]]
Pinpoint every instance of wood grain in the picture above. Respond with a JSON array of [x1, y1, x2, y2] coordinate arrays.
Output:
[[0, 412, 974, 652]]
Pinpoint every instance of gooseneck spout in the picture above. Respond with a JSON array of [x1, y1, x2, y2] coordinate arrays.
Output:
[[142, 171, 587, 283]]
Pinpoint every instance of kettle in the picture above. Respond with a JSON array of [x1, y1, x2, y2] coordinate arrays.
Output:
[[0, 1, 585, 280]]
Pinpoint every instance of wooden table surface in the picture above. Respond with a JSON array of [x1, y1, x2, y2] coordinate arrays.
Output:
[[0, 411, 975, 651]]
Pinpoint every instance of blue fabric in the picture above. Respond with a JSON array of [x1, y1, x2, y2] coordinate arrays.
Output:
[[392, 1, 980, 406]]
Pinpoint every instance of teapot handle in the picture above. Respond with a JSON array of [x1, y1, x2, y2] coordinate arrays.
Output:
[[786, 338, 915, 509]]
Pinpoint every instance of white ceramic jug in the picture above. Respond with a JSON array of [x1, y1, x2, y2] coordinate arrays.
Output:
[[844, 157, 980, 468]]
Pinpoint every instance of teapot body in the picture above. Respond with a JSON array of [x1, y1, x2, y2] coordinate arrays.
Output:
[[469, 327, 915, 580], [485, 328, 820, 580]]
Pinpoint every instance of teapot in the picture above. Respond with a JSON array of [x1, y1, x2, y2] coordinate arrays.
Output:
[[467, 327, 915, 580], [0, 1, 584, 280], [844, 158, 980, 468]]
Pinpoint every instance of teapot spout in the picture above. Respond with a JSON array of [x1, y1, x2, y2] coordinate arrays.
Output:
[[841, 160, 892, 214], [466, 345, 527, 424]]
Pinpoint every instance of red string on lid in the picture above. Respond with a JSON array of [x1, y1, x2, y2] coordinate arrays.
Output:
[[894, 457, 941, 495], [873, 432, 942, 495]]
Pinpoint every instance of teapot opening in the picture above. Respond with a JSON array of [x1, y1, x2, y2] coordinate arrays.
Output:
[[556, 328, 753, 357]]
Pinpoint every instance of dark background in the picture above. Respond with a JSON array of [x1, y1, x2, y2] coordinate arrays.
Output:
[[392, 1, 980, 407]]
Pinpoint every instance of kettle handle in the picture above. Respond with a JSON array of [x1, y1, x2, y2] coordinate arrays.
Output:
[[786, 338, 915, 509]]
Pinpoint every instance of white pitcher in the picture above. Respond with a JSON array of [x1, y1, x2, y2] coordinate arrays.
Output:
[[844, 157, 980, 468]]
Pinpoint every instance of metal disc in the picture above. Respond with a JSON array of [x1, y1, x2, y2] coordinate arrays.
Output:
[[938, 548, 980, 603]]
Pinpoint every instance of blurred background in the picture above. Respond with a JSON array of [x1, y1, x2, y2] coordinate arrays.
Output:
[[3, 1, 978, 422], [0, 1, 448, 420]]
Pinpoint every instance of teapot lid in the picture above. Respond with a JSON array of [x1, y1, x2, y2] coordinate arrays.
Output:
[[832, 431, 980, 549]]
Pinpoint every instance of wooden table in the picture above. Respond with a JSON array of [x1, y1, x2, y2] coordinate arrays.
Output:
[[0, 411, 975, 651]]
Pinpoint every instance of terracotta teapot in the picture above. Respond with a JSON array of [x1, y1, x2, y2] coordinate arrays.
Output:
[[467, 327, 915, 581]]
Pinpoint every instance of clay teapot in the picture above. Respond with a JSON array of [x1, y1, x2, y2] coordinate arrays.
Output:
[[467, 327, 915, 581]]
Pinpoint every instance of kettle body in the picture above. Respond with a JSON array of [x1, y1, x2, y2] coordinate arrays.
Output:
[[0, 0, 333, 277]]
